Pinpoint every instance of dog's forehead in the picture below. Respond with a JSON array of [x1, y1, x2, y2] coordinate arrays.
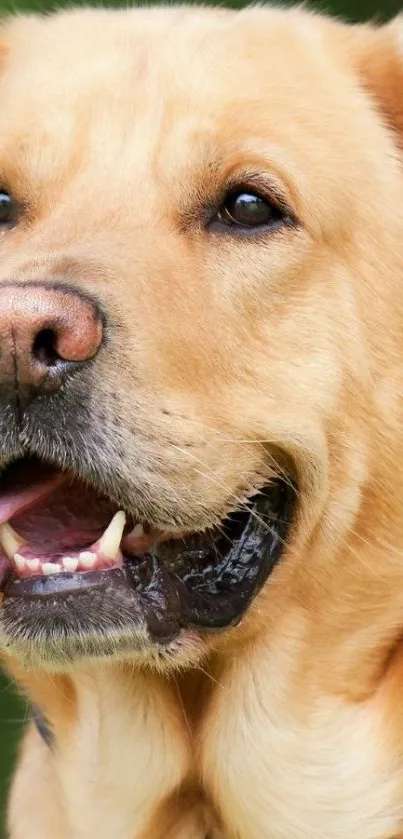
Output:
[[0, 7, 346, 140], [0, 5, 387, 236]]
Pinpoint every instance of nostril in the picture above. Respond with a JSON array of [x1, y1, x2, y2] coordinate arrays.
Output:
[[32, 328, 62, 368]]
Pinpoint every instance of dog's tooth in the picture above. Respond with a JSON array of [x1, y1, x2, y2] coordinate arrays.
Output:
[[26, 558, 40, 573], [0, 522, 26, 559], [42, 562, 61, 576], [98, 511, 126, 558], [78, 551, 97, 569], [130, 523, 145, 539], [62, 556, 79, 572], [14, 554, 27, 573]]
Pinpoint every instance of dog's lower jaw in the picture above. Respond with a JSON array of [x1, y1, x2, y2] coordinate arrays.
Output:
[[0, 475, 294, 669], [0, 624, 208, 674]]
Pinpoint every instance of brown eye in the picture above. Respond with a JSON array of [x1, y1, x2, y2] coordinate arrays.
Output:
[[218, 190, 284, 229], [0, 192, 14, 225]]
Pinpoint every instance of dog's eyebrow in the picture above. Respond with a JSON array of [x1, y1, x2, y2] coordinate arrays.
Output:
[[172, 138, 298, 230]]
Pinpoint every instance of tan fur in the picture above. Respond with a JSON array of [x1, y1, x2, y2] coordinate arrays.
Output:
[[1, 4, 403, 837]]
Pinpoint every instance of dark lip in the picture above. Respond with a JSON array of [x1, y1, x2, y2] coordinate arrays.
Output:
[[2, 480, 295, 645]]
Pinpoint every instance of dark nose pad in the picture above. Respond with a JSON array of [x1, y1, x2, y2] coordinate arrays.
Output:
[[0, 283, 103, 407]]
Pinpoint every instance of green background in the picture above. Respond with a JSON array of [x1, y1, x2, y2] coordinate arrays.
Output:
[[0, 0, 400, 18], [0, 0, 400, 834]]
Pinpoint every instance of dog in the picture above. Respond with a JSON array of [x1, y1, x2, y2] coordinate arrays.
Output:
[[0, 4, 402, 837]]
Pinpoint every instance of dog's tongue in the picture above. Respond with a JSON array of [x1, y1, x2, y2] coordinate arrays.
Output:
[[0, 472, 66, 526], [0, 462, 172, 582], [8, 479, 118, 558], [0, 463, 128, 582]]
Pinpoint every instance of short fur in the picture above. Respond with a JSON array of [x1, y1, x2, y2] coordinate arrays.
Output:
[[1, 5, 403, 837]]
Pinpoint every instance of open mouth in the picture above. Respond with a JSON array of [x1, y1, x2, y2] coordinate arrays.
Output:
[[0, 456, 295, 658]]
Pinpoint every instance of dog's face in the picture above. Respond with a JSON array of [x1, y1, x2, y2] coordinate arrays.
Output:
[[0, 6, 401, 673]]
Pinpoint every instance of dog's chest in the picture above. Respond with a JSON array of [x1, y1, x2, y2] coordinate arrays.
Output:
[[52, 666, 402, 839], [202, 663, 403, 839], [55, 669, 219, 839]]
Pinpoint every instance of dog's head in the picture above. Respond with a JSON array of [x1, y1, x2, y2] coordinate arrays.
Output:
[[0, 5, 402, 676]]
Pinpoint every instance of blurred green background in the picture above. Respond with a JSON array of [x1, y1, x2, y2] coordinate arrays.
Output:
[[0, 0, 400, 18], [0, 0, 400, 834]]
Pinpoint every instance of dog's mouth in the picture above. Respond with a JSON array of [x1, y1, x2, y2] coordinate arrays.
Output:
[[0, 456, 295, 659]]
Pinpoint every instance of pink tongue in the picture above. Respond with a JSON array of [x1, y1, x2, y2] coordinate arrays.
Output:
[[0, 474, 67, 525], [6, 477, 120, 561], [0, 462, 121, 562]]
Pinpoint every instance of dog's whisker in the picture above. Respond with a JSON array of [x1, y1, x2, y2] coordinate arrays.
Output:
[[171, 445, 289, 547], [165, 414, 299, 499]]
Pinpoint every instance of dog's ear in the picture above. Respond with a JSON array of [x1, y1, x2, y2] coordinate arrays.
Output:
[[353, 19, 403, 146]]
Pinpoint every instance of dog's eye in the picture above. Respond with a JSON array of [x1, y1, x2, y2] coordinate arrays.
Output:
[[0, 192, 14, 225], [216, 190, 284, 230]]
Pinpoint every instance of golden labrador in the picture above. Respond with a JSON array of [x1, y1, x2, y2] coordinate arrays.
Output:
[[0, 5, 401, 837]]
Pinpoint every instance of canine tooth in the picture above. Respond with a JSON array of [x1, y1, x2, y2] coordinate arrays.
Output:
[[62, 556, 79, 572], [78, 551, 97, 569], [98, 511, 126, 558], [130, 523, 145, 539], [42, 563, 61, 576], [26, 559, 40, 573], [0, 522, 26, 559], [14, 554, 26, 572]]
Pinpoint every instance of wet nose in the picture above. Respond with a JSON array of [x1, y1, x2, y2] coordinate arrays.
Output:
[[0, 283, 103, 405]]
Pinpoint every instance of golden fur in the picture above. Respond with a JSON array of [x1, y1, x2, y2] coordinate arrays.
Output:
[[0, 4, 403, 836]]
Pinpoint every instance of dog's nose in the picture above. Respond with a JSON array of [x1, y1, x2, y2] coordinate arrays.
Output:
[[0, 284, 103, 405]]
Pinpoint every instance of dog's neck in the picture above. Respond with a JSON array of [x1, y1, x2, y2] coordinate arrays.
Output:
[[6, 659, 220, 838]]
